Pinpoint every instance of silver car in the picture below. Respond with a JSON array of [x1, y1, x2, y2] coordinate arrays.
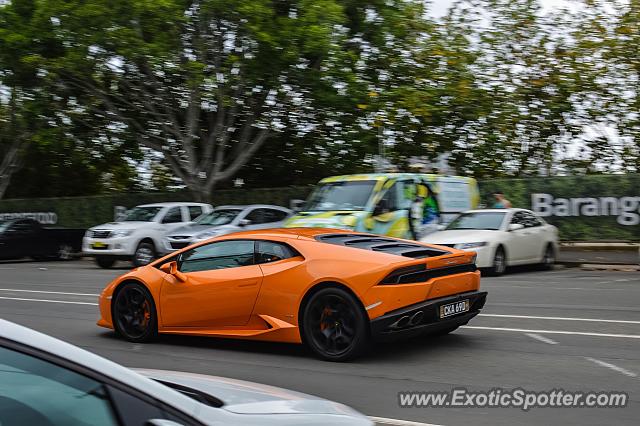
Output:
[[164, 205, 292, 252], [0, 319, 371, 425]]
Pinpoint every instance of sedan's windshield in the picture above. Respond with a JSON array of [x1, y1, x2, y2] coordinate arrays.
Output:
[[196, 209, 242, 226], [446, 212, 506, 231], [305, 180, 377, 211], [123, 206, 163, 222]]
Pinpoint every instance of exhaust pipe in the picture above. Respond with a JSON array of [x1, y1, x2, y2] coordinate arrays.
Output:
[[409, 311, 424, 326], [394, 315, 411, 329]]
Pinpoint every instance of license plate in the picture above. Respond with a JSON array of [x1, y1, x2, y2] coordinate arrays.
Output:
[[439, 299, 470, 318], [92, 242, 107, 249]]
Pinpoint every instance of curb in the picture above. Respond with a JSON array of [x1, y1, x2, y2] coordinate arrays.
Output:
[[579, 264, 639, 272]]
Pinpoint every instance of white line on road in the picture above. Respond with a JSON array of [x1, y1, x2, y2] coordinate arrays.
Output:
[[584, 357, 637, 378], [0, 288, 99, 297], [463, 326, 640, 339], [525, 333, 558, 345], [479, 313, 640, 324], [0, 296, 98, 306], [370, 417, 442, 426]]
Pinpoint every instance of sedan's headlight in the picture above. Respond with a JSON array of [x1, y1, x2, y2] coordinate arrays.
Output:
[[111, 229, 134, 238], [454, 242, 488, 250], [194, 230, 222, 240]]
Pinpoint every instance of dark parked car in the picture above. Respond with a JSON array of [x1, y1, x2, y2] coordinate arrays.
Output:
[[0, 218, 85, 261]]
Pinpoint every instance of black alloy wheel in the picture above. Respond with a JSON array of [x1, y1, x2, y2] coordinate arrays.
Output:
[[302, 288, 369, 362], [112, 283, 158, 342]]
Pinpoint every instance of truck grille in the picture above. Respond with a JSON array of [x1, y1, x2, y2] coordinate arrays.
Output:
[[90, 230, 112, 239]]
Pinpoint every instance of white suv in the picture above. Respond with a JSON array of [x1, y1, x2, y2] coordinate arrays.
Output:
[[83, 202, 212, 268]]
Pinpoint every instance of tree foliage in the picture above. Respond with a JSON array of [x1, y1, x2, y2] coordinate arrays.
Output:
[[1, 0, 639, 200]]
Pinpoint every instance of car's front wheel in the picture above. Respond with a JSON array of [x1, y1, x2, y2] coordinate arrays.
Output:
[[132, 241, 156, 267], [301, 287, 369, 362], [112, 282, 158, 342], [487, 246, 506, 276]]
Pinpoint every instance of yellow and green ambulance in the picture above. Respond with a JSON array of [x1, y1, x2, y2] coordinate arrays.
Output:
[[284, 173, 480, 239]]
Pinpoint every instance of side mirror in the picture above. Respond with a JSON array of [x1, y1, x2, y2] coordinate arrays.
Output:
[[508, 223, 524, 232], [159, 261, 186, 282], [238, 219, 251, 227]]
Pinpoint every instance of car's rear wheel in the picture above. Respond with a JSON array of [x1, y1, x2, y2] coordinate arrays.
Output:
[[487, 246, 506, 276], [301, 287, 369, 362], [540, 244, 555, 270], [133, 241, 156, 267], [95, 256, 116, 269], [56, 243, 74, 261], [112, 282, 158, 342]]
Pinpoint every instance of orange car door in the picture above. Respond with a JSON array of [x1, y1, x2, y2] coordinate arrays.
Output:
[[251, 241, 307, 317], [160, 240, 263, 328]]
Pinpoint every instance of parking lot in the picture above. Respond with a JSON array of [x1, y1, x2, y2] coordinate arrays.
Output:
[[0, 260, 638, 426]]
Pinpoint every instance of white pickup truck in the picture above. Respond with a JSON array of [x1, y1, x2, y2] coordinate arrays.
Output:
[[83, 202, 213, 268]]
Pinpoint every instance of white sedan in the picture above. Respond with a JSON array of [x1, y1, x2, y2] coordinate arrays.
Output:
[[420, 208, 558, 275]]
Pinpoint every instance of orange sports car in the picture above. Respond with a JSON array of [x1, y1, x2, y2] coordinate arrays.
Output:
[[97, 228, 487, 361]]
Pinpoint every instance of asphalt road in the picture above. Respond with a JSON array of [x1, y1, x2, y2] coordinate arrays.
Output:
[[0, 259, 638, 426]]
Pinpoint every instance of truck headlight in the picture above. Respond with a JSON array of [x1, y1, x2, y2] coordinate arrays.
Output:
[[455, 242, 487, 250], [111, 229, 134, 238]]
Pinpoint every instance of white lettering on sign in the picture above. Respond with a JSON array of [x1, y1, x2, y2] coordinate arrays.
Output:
[[532, 193, 640, 226], [0, 212, 58, 224]]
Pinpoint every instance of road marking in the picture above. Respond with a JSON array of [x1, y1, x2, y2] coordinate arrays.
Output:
[[0, 296, 98, 306], [525, 333, 558, 345], [370, 417, 442, 426], [480, 314, 640, 324], [584, 357, 637, 378], [0, 288, 100, 297], [462, 326, 640, 339]]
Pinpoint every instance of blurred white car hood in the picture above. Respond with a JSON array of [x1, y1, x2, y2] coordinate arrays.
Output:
[[135, 369, 365, 417], [422, 229, 500, 245]]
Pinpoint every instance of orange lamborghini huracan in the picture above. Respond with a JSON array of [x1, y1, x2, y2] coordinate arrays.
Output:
[[97, 228, 487, 361]]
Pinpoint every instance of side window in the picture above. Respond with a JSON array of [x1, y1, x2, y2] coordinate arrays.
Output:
[[376, 182, 400, 213], [263, 209, 288, 223], [0, 345, 117, 426], [521, 212, 542, 228], [244, 209, 265, 224], [162, 207, 183, 224], [256, 241, 299, 264], [511, 212, 526, 226], [179, 240, 255, 272], [188, 206, 204, 221]]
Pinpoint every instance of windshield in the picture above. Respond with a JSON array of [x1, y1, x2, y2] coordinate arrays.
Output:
[[305, 180, 377, 211], [123, 206, 163, 222], [446, 212, 506, 231], [196, 209, 242, 226]]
